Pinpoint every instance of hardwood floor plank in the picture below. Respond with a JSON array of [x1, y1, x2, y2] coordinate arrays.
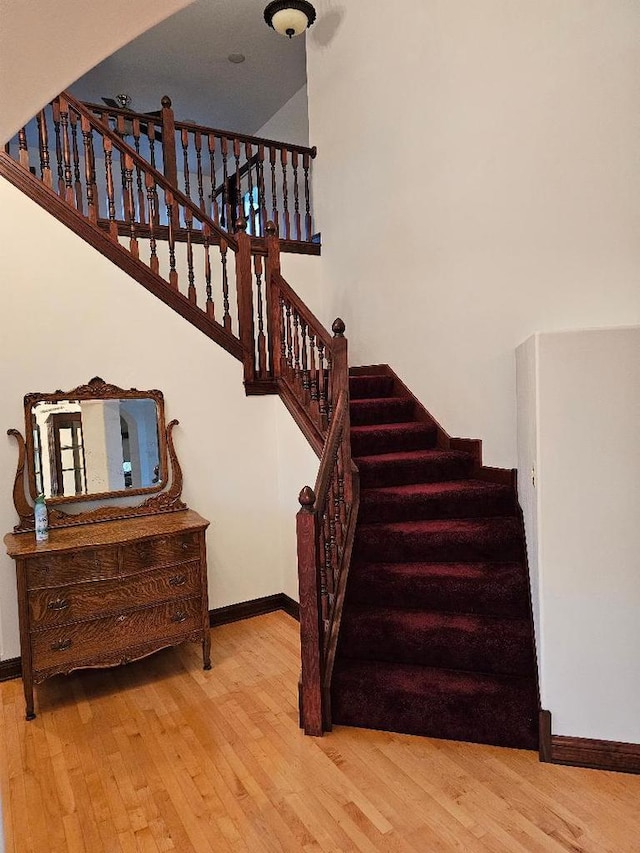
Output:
[[3, 612, 640, 852]]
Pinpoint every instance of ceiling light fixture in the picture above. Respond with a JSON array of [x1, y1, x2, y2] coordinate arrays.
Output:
[[264, 0, 316, 38], [228, 53, 246, 64]]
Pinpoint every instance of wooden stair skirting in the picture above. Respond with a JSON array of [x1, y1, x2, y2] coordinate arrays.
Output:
[[0, 593, 299, 684]]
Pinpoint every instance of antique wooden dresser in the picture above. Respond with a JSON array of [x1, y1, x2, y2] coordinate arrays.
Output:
[[4, 377, 211, 719]]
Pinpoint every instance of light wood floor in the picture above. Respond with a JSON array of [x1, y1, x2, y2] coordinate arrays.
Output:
[[1, 612, 640, 853]]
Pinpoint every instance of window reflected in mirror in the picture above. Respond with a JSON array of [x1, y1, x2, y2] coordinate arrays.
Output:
[[31, 398, 161, 500]]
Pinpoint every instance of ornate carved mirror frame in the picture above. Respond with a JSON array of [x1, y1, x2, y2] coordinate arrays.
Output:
[[8, 377, 186, 533]]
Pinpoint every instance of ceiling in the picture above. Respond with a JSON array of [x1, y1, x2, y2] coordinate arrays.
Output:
[[69, 0, 308, 135]]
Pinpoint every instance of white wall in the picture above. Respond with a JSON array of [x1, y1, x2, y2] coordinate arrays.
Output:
[[0, 177, 295, 660], [517, 327, 640, 742], [307, 0, 640, 468], [0, 0, 194, 144], [253, 85, 310, 148]]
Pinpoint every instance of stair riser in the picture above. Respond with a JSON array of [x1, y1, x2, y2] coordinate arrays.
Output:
[[350, 400, 415, 426], [338, 613, 535, 676], [357, 456, 474, 488], [331, 675, 538, 750], [349, 376, 396, 399], [353, 528, 524, 563], [346, 568, 529, 617], [351, 426, 438, 456], [359, 489, 516, 523]]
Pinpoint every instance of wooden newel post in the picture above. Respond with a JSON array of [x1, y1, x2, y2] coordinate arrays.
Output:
[[331, 318, 353, 504], [235, 218, 257, 385], [160, 96, 179, 227], [297, 486, 324, 736], [265, 220, 282, 380]]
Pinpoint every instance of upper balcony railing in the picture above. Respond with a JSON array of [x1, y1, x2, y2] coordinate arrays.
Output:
[[82, 96, 318, 252]]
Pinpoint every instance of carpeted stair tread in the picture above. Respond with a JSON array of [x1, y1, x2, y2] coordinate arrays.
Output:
[[331, 659, 538, 749], [351, 421, 438, 456], [347, 560, 529, 616], [355, 448, 475, 487], [353, 517, 524, 562], [359, 479, 516, 522], [350, 397, 415, 426], [338, 604, 534, 676], [349, 375, 396, 399]]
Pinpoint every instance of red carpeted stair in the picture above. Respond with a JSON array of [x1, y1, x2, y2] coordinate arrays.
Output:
[[331, 369, 539, 749]]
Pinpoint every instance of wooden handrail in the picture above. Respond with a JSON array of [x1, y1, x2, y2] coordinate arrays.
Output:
[[82, 100, 317, 158]]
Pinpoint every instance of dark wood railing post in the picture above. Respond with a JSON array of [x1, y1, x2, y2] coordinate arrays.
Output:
[[297, 485, 324, 736], [160, 96, 179, 227], [330, 318, 353, 504], [235, 218, 257, 385], [265, 220, 282, 379]]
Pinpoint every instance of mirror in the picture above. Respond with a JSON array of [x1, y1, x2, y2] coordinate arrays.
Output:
[[24, 378, 168, 505]]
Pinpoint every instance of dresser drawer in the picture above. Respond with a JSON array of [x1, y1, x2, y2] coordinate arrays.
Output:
[[25, 547, 119, 590], [31, 596, 203, 672], [28, 560, 202, 628], [121, 532, 200, 573]]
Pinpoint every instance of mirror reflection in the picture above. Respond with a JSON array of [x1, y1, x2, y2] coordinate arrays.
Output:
[[31, 398, 161, 500]]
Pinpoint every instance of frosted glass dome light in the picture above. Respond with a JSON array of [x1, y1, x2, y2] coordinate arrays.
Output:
[[264, 1, 316, 38]]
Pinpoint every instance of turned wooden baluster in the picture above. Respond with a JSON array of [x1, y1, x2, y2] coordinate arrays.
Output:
[[285, 301, 294, 374], [293, 310, 301, 383], [254, 254, 268, 377], [292, 150, 301, 241], [132, 118, 146, 225], [265, 220, 281, 377], [80, 116, 98, 221], [166, 189, 179, 289], [181, 128, 191, 200], [270, 146, 278, 231], [185, 207, 196, 304], [194, 131, 205, 212], [36, 110, 52, 188], [102, 136, 118, 240], [257, 144, 267, 237], [123, 152, 139, 259], [52, 100, 64, 196], [303, 151, 312, 241], [233, 137, 242, 225], [309, 332, 319, 410], [203, 222, 215, 320], [221, 136, 230, 229], [281, 148, 290, 240], [245, 141, 256, 235], [321, 508, 332, 623], [235, 219, 257, 384], [297, 486, 324, 736], [301, 321, 310, 397], [208, 134, 219, 224], [59, 97, 75, 205], [220, 238, 232, 331], [16, 126, 29, 171], [145, 172, 159, 275], [317, 341, 328, 430], [68, 109, 83, 212], [147, 121, 158, 171]]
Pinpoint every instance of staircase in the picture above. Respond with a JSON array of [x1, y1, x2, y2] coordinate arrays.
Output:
[[331, 367, 538, 748], [2, 93, 539, 752]]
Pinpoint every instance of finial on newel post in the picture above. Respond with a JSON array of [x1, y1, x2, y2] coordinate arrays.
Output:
[[332, 318, 346, 338]]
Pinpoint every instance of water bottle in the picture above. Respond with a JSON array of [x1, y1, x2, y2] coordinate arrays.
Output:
[[34, 494, 48, 543]]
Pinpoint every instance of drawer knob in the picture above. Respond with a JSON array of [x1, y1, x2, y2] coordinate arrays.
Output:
[[171, 612, 187, 624], [181, 542, 189, 551], [169, 574, 187, 587], [116, 614, 127, 624], [47, 598, 70, 611], [51, 639, 72, 652]]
